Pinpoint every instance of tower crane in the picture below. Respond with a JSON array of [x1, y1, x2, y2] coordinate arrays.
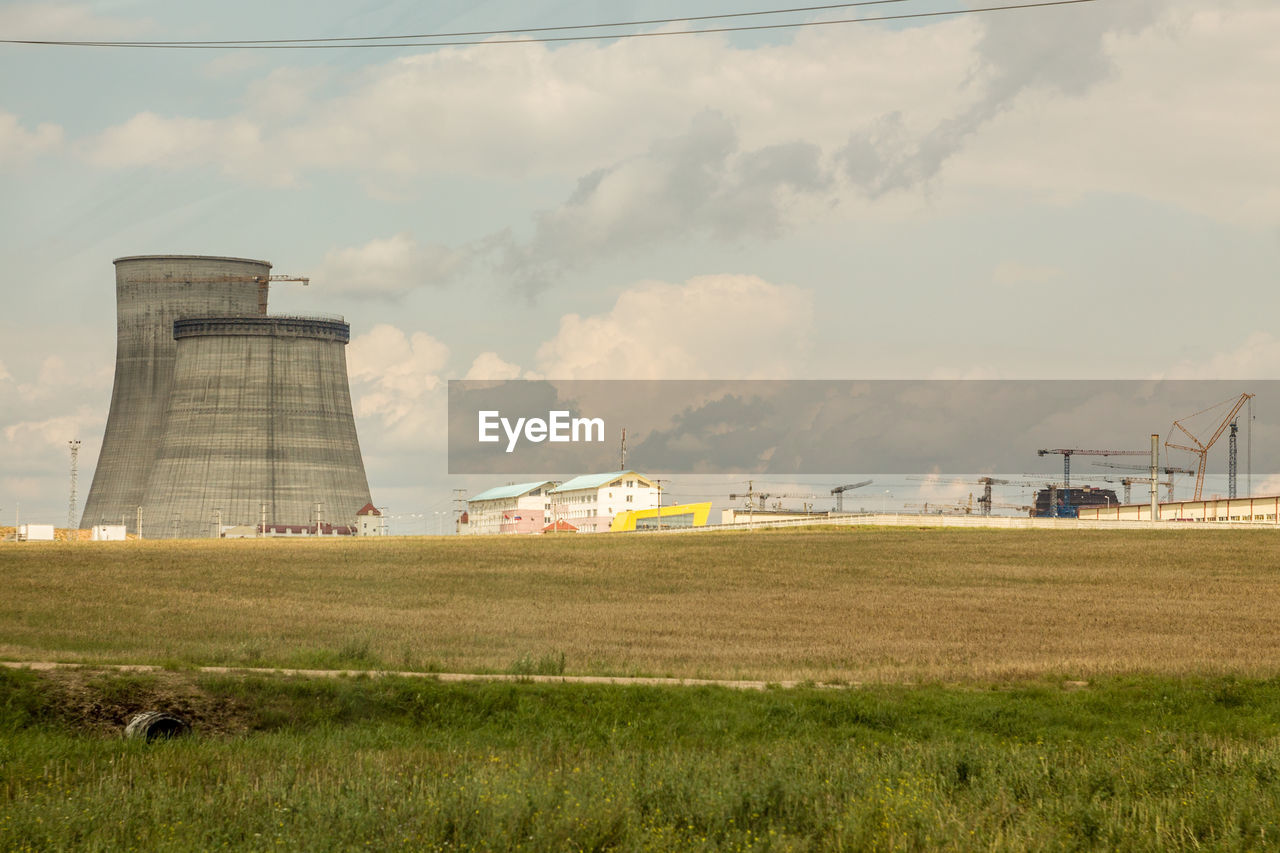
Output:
[[1091, 461, 1195, 502], [1035, 448, 1149, 487], [728, 481, 817, 511], [830, 480, 873, 513], [130, 274, 310, 314], [1166, 392, 1254, 501]]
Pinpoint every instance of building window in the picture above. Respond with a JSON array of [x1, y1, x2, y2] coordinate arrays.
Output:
[[626, 495, 633, 502]]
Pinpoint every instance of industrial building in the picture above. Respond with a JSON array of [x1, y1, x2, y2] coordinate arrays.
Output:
[[1075, 495, 1280, 523], [81, 255, 372, 538]]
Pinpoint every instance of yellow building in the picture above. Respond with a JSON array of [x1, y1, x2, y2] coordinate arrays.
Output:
[[610, 502, 712, 532]]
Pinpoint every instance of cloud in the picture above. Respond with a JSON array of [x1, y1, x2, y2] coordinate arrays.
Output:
[[533, 274, 813, 379], [85, 112, 274, 181], [952, 2, 1280, 223], [1162, 332, 1280, 380], [0, 112, 62, 166], [314, 233, 470, 298], [464, 352, 524, 381], [70, 1, 1280, 229], [346, 324, 450, 442], [495, 111, 832, 291], [0, 361, 10, 383]]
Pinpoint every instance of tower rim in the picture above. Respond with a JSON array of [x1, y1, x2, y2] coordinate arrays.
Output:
[[114, 254, 273, 267]]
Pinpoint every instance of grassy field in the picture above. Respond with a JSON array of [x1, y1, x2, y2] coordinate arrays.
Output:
[[3, 527, 1280, 681], [5, 527, 1280, 850], [5, 667, 1280, 850]]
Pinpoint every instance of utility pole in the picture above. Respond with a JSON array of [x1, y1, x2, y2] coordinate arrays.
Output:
[[1149, 434, 1159, 522], [136, 506, 143, 540], [619, 428, 627, 470], [67, 439, 81, 531], [260, 502, 267, 538], [212, 509, 222, 539], [653, 479, 665, 532], [453, 488, 467, 534]]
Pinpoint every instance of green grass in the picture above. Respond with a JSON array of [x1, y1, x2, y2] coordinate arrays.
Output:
[[4, 668, 1280, 850]]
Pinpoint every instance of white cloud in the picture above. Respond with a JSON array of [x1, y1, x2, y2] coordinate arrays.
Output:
[[0, 361, 10, 383], [464, 352, 523, 381], [533, 274, 813, 379], [0, 112, 62, 166], [79, 16, 976, 183], [1162, 332, 1280, 380], [314, 233, 469, 298], [74, 1, 1278, 231], [14, 356, 110, 401], [2, 407, 100, 451], [85, 112, 276, 182], [346, 324, 450, 442]]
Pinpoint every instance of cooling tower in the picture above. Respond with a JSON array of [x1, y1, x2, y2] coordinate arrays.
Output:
[[81, 255, 271, 531], [139, 316, 372, 539]]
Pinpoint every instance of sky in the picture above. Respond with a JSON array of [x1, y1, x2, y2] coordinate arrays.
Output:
[[2, 0, 1279, 530]]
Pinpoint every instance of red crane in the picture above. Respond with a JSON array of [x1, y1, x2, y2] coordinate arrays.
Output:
[[1165, 392, 1254, 501]]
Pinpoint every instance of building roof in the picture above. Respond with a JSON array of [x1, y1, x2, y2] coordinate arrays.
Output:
[[469, 480, 555, 503], [356, 503, 381, 516], [550, 470, 650, 493], [543, 519, 578, 532]]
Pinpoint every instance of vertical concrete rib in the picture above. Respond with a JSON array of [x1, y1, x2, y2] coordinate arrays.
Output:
[[80, 256, 270, 531], [141, 316, 372, 539]]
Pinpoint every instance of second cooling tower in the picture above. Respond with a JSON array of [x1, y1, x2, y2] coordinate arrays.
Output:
[[140, 316, 372, 539]]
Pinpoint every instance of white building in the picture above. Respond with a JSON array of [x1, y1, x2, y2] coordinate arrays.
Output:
[[355, 504, 386, 536], [548, 471, 660, 533], [465, 481, 556, 535], [90, 524, 127, 541], [17, 524, 55, 541]]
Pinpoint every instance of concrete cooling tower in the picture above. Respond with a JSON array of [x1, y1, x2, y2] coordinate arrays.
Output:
[[81, 256, 270, 531], [81, 255, 372, 538], [140, 317, 371, 539]]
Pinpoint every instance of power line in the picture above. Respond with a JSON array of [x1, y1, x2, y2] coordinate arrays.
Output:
[[2, 1, 1098, 50], [6, 1, 917, 47]]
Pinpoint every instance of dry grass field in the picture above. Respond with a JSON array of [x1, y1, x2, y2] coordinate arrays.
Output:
[[3, 526, 1280, 683]]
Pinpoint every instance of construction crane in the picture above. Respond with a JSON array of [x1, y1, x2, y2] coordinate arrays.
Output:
[[1229, 420, 1239, 499], [1035, 448, 1149, 487], [130, 274, 310, 314], [1091, 461, 1195, 502], [1104, 475, 1174, 504], [1166, 392, 1254, 501], [830, 480, 873, 513], [904, 493, 974, 515], [728, 481, 816, 511]]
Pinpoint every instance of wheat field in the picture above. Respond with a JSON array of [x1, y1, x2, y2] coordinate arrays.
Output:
[[2, 526, 1279, 682]]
